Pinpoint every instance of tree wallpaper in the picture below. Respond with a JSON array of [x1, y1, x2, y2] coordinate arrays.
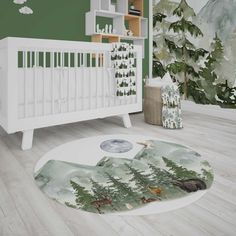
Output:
[[153, 0, 236, 108]]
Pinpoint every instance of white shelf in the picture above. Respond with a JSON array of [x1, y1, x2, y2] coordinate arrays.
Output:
[[96, 10, 124, 18], [121, 35, 146, 40], [86, 0, 148, 57]]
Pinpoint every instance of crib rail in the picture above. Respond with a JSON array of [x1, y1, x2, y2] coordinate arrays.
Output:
[[0, 37, 142, 133], [17, 49, 116, 118]]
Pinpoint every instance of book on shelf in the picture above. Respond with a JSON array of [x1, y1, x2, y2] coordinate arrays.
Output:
[[128, 9, 141, 16]]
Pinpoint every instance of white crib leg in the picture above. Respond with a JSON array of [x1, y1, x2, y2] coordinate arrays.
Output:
[[122, 114, 132, 128], [21, 130, 34, 150]]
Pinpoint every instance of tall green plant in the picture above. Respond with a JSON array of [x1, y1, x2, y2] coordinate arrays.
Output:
[[152, 0, 178, 77], [166, 0, 207, 99], [197, 34, 224, 104]]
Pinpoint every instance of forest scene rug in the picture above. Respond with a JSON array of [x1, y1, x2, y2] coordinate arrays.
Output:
[[34, 135, 214, 215]]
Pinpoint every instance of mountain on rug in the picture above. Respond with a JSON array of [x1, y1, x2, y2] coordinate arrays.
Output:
[[34, 138, 214, 215]]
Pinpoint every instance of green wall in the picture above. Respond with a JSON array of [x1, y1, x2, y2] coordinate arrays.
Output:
[[0, 0, 149, 77]]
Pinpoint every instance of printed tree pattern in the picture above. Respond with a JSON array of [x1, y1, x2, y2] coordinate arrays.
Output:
[[152, 0, 236, 108], [111, 43, 136, 97], [152, 0, 178, 77], [197, 34, 224, 104], [35, 140, 214, 214], [162, 157, 200, 180], [166, 0, 208, 99], [70, 180, 95, 211], [124, 163, 156, 198], [161, 84, 183, 129]]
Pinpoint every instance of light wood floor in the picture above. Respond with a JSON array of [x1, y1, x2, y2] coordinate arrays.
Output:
[[0, 111, 236, 236]]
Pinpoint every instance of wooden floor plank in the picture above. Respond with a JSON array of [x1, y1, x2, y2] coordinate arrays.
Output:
[[0, 110, 236, 236]]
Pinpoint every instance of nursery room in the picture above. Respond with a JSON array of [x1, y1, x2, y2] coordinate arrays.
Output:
[[0, 0, 235, 235]]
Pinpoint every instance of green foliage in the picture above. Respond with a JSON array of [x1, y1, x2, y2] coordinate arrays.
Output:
[[152, 0, 178, 78], [197, 34, 226, 105], [70, 180, 95, 208], [201, 168, 214, 183], [153, 58, 166, 77], [153, 13, 167, 26], [173, 0, 195, 19], [162, 157, 200, 180], [148, 163, 174, 186], [90, 178, 115, 200], [163, 0, 206, 98], [216, 82, 236, 108], [167, 61, 199, 79], [124, 164, 153, 191], [170, 18, 203, 37], [105, 172, 139, 201], [153, 0, 178, 17], [186, 80, 211, 104]]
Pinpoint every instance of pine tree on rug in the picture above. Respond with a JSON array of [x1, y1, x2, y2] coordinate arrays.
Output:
[[90, 178, 118, 211], [148, 163, 174, 186], [162, 157, 200, 180], [124, 163, 157, 198], [70, 180, 96, 211], [105, 172, 140, 205]]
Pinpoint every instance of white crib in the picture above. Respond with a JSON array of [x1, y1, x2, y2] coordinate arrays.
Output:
[[0, 37, 142, 150]]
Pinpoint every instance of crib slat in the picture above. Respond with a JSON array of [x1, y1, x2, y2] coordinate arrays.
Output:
[[89, 53, 92, 109], [67, 52, 70, 112], [59, 51, 63, 113], [51, 52, 55, 114], [33, 51, 37, 117], [23, 51, 27, 118], [95, 53, 99, 109], [43, 51, 46, 116], [82, 52, 85, 110], [75, 52, 78, 111], [102, 52, 106, 108], [29, 51, 32, 117]]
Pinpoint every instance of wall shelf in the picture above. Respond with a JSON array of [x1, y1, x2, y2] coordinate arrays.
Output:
[[86, 0, 148, 57]]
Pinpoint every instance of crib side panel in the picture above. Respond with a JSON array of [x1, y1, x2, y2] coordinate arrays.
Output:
[[0, 40, 8, 129], [3, 37, 142, 133], [0, 39, 16, 132]]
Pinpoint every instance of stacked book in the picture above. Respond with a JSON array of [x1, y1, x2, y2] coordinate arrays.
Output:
[[129, 9, 141, 16]]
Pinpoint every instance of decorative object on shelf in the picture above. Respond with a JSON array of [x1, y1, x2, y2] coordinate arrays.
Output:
[[129, 2, 141, 16], [96, 24, 101, 33], [111, 43, 136, 97], [105, 24, 109, 34], [109, 24, 112, 34], [127, 30, 134, 36], [96, 24, 114, 35], [130, 3, 135, 10], [161, 84, 183, 129], [86, 0, 147, 55], [129, 9, 141, 16]]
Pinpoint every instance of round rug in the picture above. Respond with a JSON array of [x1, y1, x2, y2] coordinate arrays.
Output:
[[34, 135, 214, 215]]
